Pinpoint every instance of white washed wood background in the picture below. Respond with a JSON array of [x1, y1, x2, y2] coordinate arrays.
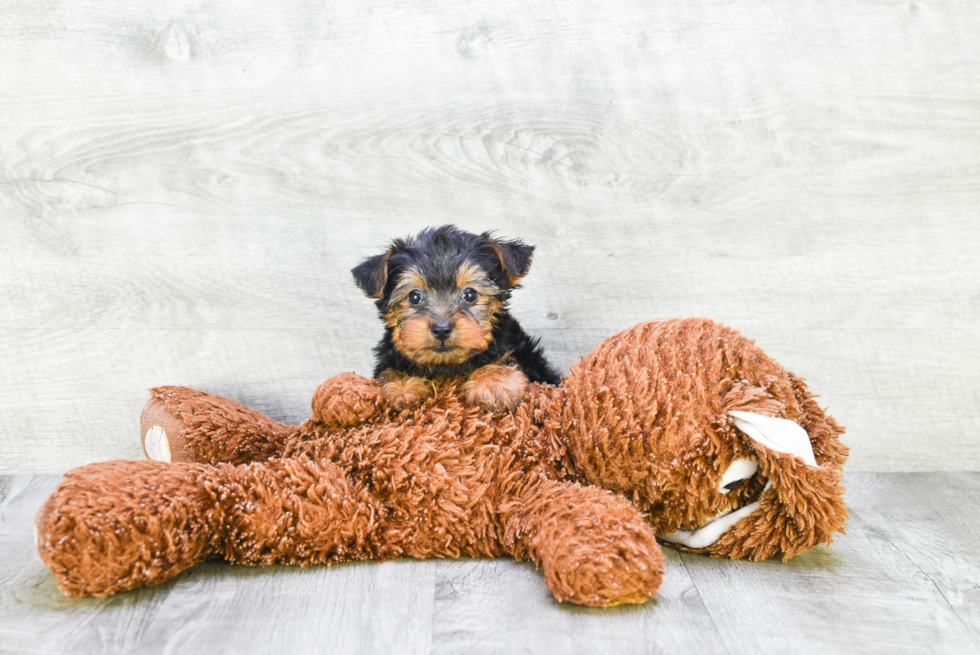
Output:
[[1, 0, 978, 473]]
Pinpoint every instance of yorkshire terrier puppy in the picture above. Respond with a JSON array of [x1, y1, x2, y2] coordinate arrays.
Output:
[[352, 225, 560, 412]]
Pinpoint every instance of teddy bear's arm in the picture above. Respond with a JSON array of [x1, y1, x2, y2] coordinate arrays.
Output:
[[36, 457, 388, 597], [141, 386, 298, 465], [310, 373, 385, 428], [140, 375, 387, 466], [497, 479, 664, 607]]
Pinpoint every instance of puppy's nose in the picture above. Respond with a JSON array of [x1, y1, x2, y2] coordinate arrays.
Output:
[[430, 321, 453, 341]]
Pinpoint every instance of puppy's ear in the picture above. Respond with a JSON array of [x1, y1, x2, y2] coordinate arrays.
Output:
[[352, 250, 393, 298], [487, 236, 535, 286]]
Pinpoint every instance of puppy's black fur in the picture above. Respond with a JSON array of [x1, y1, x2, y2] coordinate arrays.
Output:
[[352, 225, 561, 385]]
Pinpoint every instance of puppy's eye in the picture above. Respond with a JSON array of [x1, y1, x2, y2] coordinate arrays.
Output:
[[408, 290, 424, 307], [462, 287, 478, 304]]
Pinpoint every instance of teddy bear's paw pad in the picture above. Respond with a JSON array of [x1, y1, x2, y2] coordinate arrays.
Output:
[[144, 426, 172, 462], [140, 395, 189, 462], [463, 365, 528, 412], [729, 411, 817, 466], [600, 592, 655, 608]]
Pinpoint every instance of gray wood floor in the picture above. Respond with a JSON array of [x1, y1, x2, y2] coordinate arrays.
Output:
[[1, 473, 978, 654]]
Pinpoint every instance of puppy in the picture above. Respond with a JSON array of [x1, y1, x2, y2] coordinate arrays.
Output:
[[352, 225, 560, 412]]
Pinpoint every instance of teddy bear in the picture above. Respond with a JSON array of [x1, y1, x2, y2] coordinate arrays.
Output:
[[35, 318, 849, 607]]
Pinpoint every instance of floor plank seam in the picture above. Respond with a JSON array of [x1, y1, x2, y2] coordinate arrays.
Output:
[[925, 576, 980, 650], [676, 550, 733, 655]]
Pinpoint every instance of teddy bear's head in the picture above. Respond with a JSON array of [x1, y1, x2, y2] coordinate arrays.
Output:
[[552, 319, 849, 560]]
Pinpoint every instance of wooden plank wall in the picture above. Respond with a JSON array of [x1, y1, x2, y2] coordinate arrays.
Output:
[[1, 0, 979, 472]]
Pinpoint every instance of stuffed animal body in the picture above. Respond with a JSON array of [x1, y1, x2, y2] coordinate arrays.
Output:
[[35, 318, 848, 607]]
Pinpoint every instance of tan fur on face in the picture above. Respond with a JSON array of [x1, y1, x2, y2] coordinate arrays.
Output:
[[387, 263, 500, 367], [384, 268, 427, 329], [455, 262, 494, 295], [393, 316, 490, 367], [379, 369, 434, 411], [395, 316, 439, 353], [463, 365, 529, 412], [450, 316, 494, 353]]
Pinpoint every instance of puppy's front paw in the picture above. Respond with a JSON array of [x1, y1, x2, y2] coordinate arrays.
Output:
[[463, 365, 528, 412], [380, 370, 435, 411]]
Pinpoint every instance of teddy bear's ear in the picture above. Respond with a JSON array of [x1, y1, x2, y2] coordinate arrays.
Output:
[[729, 411, 818, 467], [352, 250, 393, 299], [485, 234, 535, 287]]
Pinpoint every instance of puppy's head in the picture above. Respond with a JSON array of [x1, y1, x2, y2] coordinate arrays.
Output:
[[352, 225, 534, 368]]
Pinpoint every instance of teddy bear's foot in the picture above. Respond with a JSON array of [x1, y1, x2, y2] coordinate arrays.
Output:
[[463, 365, 528, 412], [503, 481, 664, 607], [141, 387, 297, 465], [36, 460, 217, 597]]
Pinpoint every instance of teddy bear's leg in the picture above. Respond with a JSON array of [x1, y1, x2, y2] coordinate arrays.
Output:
[[499, 480, 664, 607], [207, 456, 386, 566], [36, 460, 220, 596], [36, 457, 388, 597], [141, 386, 298, 465]]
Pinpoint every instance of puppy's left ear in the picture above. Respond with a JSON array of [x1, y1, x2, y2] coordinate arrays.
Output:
[[486, 235, 535, 287], [352, 250, 393, 298]]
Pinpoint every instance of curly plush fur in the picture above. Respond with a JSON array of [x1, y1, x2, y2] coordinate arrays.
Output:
[[35, 318, 848, 606]]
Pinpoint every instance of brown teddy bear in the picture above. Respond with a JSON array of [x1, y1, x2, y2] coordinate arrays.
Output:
[[35, 318, 848, 607]]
